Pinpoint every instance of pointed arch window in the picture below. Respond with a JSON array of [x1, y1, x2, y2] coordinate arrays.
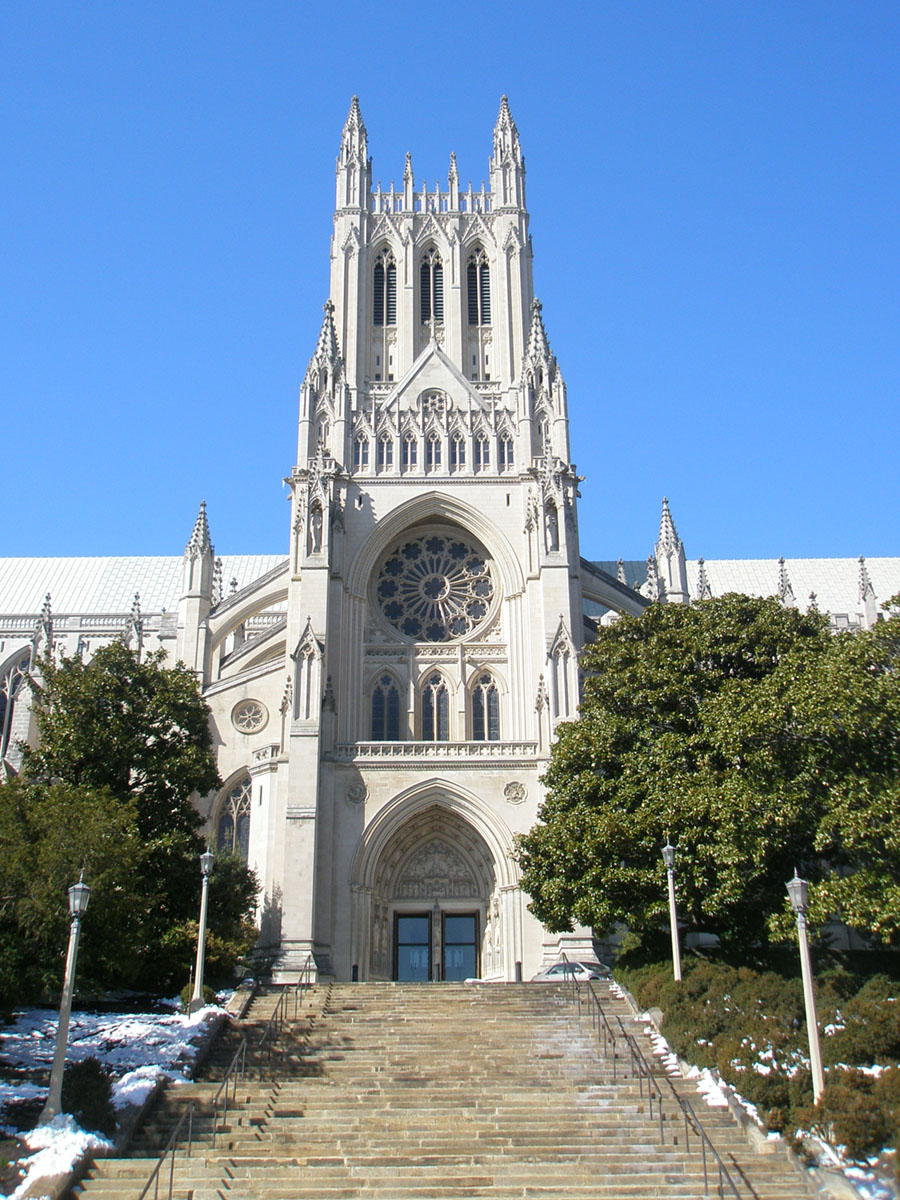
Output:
[[473, 435, 490, 471], [426, 433, 442, 471], [472, 673, 500, 742], [422, 673, 450, 741], [402, 434, 418, 470], [217, 777, 252, 862], [371, 674, 401, 740], [467, 249, 491, 325], [354, 436, 369, 470], [0, 652, 29, 764], [420, 248, 444, 324], [450, 434, 465, 470], [377, 435, 394, 470], [373, 250, 397, 326], [498, 434, 514, 470]]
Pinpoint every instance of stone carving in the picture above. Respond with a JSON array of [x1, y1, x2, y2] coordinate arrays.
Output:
[[232, 699, 268, 733], [346, 782, 367, 806], [395, 838, 477, 899], [503, 781, 527, 805]]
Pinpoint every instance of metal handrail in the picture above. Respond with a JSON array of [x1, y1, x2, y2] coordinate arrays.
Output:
[[558, 957, 744, 1199], [210, 1036, 247, 1148], [257, 955, 316, 1076], [136, 1101, 194, 1200]]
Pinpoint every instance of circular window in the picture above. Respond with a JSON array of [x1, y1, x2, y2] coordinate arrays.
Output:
[[232, 699, 268, 734], [374, 531, 495, 642]]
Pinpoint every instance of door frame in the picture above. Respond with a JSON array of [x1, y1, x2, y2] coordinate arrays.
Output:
[[393, 910, 432, 981], [441, 910, 480, 982]]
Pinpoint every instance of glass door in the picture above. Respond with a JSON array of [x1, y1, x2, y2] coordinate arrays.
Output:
[[442, 913, 478, 981], [394, 913, 431, 981]]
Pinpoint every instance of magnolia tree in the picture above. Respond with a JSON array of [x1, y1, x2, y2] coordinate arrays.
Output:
[[516, 595, 900, 950], [0, 643, 257, 1003]]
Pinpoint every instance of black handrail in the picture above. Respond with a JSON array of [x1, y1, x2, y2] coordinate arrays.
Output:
[[210, 1036, 247, 1148], [136, 1101, 194, 1200], [559, 955, 743, 1199], [257, 955, 316, 1076]]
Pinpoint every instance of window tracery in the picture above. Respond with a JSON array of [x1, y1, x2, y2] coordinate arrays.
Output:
[[471, 673, 500, 741], [217, 776, 251, 861], [0, 653, 29, 763], [374, 532, 494, 642], [421, 672, 450, 741], [370, 673, 401, 740]]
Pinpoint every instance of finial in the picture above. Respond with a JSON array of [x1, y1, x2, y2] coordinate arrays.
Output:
[[656, 497, 681, 556], [186, 500, 212, 556], [404, 152, 413, 181]]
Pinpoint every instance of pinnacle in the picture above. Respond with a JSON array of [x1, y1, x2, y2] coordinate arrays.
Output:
[[314, 298, 341, 365], [403, 151, 413, 182], [186, 500, 212, 555], [526, 296, 552, 362], [656, 497, 681, 556]]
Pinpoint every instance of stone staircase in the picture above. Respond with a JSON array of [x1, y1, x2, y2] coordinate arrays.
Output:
[[74, 982, 813, 1199]]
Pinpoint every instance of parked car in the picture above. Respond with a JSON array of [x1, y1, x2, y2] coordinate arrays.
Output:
[[531, 961, 611, 982]]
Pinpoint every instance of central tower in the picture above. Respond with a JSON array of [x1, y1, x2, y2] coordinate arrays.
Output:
[[278, 97, 588, 981]]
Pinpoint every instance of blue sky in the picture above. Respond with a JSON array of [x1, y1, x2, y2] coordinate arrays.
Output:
[[2, 2, 897, 560]]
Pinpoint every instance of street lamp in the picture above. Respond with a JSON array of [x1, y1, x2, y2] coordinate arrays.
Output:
[[662, 842, 682, 982], [786, 871, 825, 1103], [189, 849, 215, 1013], [39, 874, 91, 1124]]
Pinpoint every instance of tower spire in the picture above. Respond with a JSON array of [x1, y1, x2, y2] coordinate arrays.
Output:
[[490, 94, 526, 209], [336, 95, 370, 210]]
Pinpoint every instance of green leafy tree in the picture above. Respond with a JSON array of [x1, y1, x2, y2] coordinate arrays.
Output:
[[517, 595, 900, 949], [7, 642, 258, 995]]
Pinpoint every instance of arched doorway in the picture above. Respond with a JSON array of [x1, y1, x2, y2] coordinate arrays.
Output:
[[351, 791, 520, 982]]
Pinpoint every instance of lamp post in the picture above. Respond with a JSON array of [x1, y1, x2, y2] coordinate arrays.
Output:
[[39, 874, 91, 1124], [189, 849, 215, 1013], [786, 871, 825, 1103], [662, 842, 682, 982]]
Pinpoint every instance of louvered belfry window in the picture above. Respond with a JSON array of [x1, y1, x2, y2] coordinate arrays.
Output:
[[420, 249, 444, 324], [467, 249, 491, 325], [374, 251, 397, 326]]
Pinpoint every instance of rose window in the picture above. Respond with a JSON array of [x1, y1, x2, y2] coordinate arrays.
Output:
[[375, 533, 494, 641], [232, 699, 268, 733]]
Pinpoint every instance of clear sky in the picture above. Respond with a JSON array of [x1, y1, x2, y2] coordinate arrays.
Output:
[[2, 2, 897, 561]]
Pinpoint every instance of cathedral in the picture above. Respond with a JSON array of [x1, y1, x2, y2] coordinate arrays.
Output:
[[1, 98, 897, 982]]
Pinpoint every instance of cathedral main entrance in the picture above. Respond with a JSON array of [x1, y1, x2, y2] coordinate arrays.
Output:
[[393, 911, 480, 982], [354, 799, 502, 981]]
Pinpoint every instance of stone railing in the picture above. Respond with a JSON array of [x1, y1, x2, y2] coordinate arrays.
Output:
[[331, 740, 539, 764]]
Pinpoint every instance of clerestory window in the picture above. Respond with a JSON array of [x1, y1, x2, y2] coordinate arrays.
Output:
[[0, 653, 29, 764]]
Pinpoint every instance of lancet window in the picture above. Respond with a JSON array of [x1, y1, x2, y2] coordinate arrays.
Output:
[[471, 673, 500, 741], [421, 673, 450, 741], [498, 434, 514, 470], [354, 436, 370, 470], [426, 433, 442, 471], [402, 434, 418, 470], [377, 435, 394, 470], [450, 434, 465, 470], [217, 776, 252, 862], [420, 248, 444, 324], [0, 653, 29, 763], [373, 250, 397, 326], [474, 436, 490, 471], [467, 249, 491, 326], [370, 674, 401, 740]]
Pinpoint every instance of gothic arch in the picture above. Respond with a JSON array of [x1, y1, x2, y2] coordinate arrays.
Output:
[[345, 491, 525, 601], [349, 778, 518, 892]]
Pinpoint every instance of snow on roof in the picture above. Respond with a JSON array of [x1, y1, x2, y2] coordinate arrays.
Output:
[[0, 555, 287, 615]]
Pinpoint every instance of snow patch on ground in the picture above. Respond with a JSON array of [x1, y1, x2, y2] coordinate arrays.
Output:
[[0, 1004, 223, 1200]]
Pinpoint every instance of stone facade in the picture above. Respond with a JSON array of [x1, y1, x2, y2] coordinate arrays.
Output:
[[1, 98, 898, 981]]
